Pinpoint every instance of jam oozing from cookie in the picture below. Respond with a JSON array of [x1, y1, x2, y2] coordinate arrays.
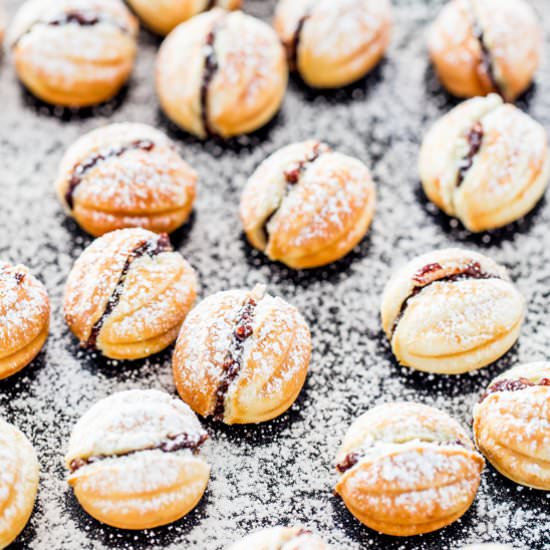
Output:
[[204, 0, 218, 11], [213, 296, 258, 420], [65, 139, 155, 209], [457, 122, 484, 186], [200, 17, 225, 137], [472, 21, 503, 97], [12, 10, 130, 47], [283, 142, 330, 184], [86, 234, 172, 349], [262, 142, 331, 244], [391, 261, 500, 336], [14, 272, 26, 284], [287, 12, 311, 69], [336, 438, 469, 474], [336, 451, 360, 473], [479, 377, 550, 403], [69, 431, 208, 473], [47, 11, 101, 27]]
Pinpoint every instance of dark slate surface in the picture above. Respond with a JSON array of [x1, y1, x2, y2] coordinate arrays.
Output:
[[1, 0, 549, 548]]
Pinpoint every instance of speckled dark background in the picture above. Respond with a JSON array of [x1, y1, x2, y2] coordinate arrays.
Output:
[[1, 1, 550, 549]]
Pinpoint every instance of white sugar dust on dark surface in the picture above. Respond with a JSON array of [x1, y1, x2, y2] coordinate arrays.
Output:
[[1, 0, 550, 548]]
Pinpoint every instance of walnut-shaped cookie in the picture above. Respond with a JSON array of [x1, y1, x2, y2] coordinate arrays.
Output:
[[428, 0, 541, 101], [473, 362, 550, 490], [228, 526, 330, 550], [274, 0, 392, 89], [240, 140, 375, 269], [156, 9, 287, 139], [173, 284, 311, 425], [55, 123, 197, 237], [0, 418, 40, 549], [65, 389, 210, 530], [420, 94, 549, 232], [64, 228, 197, 360], [381, 248, 524, 375], [0, 261, 50, 380], [127, 0, 241, 36], [7, 0, 138, 107], [335, 402, 484, 536]]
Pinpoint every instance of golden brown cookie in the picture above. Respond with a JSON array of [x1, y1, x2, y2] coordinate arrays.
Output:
[[55, 123, 197, 237], [420, 94, 549, 232], [64, 228, 197, 360], [428, 0, 541, 101], [156, 9, 287, 139], [66, 389, 210, 530], [274, 0, 392, 88], [228, 526, 330, 549], [0, 261, 50, 380], [335, 402, 484, 536], [381, 248, 525, 374], [173, 284, 311, 424], [8, 0, 138, 107], [473, 362, 550, 490], [127, 0, 241, 36], [240, 140, 375, 269], [0, 418, 40, 549]]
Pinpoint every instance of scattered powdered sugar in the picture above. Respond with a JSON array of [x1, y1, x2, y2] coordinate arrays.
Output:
[[1, 0, 550, 549]]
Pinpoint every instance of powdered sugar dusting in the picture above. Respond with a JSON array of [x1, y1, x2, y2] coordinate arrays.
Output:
[[1, 0, 550, 548]]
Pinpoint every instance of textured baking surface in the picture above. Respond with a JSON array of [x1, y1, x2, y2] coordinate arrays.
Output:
[[1, 0, 549, 548]]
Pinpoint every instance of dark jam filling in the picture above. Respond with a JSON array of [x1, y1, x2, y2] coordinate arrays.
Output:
[[205, 0, 218, 10], [336, 439, 468, 474], [262, 142, 330, 244], [69, 431, 208, 473], [472, 21, 503, 97], [47, 11, 101, 27], [213, 296, 258, 420], [456, 122, 484, 187], [287, 14, 310, 68], [86, 234, 172, 350], [479, 377, 550, 403], [14, 272, 26, 284], [65, 139, 155, 210], [391, 261, 500, 337], [283, 142, 330, 184], [13, 10, 129, 48], [336, 451, 360, 473], [200, 19, 224, 137]]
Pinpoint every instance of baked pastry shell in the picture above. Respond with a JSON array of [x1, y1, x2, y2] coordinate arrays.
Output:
[[335, 403, 484, 536], [127, 0, 242, 35], [68, 451, 210, 530], [274, 0, 392, 89], [0, 263, 50, 380], [9, 0, 139, 107], [381, 248, 524, 374], [427, 0, 541, 101], [173, 289, 311, 424], [473, 362, 550, 490], [64, 228, 197, 360], [156, 9, 288, 139], [0, 419, 40, 548], [240, 142, 376, 269], [65, 389, 210, 529], [55, 123, 197, 237], [419, 95, 550, 233]]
